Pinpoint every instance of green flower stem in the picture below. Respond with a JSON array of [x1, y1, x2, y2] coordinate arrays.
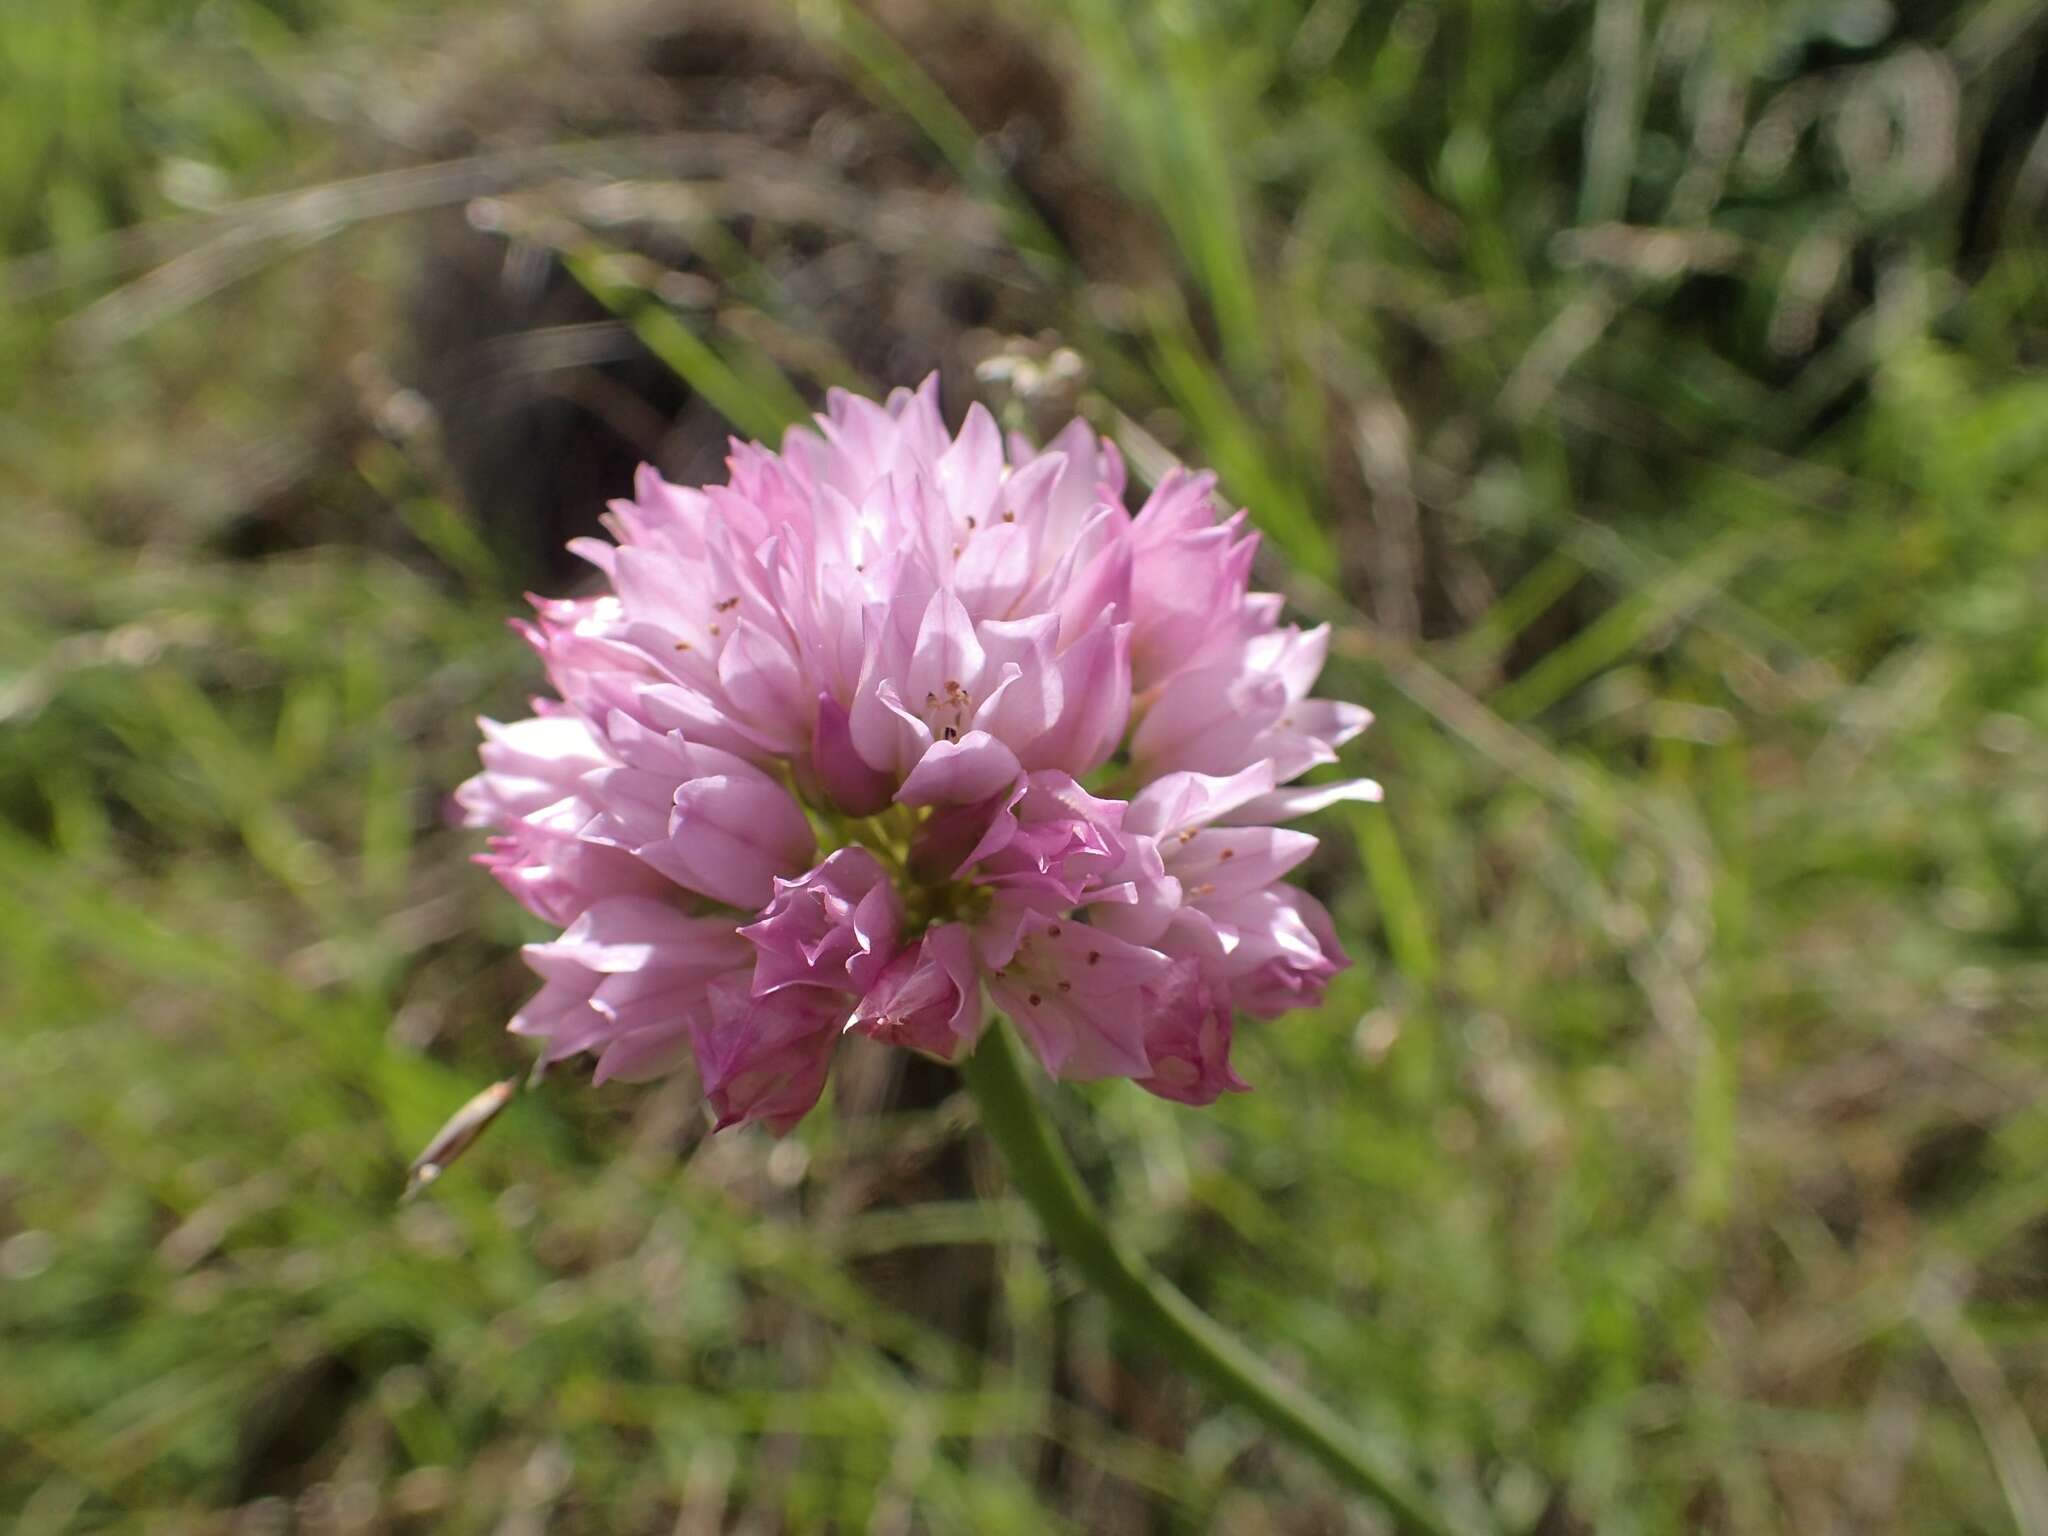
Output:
[[961, 1019, 1477, 1536]]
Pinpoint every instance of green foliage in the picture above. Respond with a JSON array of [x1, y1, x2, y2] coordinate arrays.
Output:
[[3, 0, 2046, 1530]]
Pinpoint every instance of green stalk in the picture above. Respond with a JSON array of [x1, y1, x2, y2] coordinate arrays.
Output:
[[960, 1019, 1479, 1536]]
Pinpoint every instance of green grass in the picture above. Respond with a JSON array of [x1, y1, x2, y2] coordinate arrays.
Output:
[[4, 0, 2047, 1530]]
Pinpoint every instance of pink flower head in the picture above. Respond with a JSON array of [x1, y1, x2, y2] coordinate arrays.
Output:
[[459, 377, 1376, 1131]]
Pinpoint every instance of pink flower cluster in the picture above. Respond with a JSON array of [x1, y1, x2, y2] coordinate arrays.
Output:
[[458, 378, 1377, 1132]]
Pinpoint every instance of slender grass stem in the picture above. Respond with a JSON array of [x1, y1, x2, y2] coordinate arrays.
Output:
[[960, 1020, 1484, 1536]]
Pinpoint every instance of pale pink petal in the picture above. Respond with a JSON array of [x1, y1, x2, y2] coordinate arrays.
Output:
[[1221, 777, 1383, 824], [904, 587, 988, 718], [648, 772, 816, 909], [985, 914, 1171, 1081], [1016, 618, 1130, 776], [1255, 698, 1374, 783], [1165, 827, 1319, 905], [1126, 764, 1278, 838], [935, 402, 1004, 531], [715, 617, 810, 754], [973, 615, 1063, 746], [456, 713, 611, 827]]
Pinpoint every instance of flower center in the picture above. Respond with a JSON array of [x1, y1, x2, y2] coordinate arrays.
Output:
[[801, 797, 989, 938], [921, 678, 974, 743]]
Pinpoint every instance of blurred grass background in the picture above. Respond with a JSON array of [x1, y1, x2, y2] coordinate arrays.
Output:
[[4, 0, 2047, 1530]]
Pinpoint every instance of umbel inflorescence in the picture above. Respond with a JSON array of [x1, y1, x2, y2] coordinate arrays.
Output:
[[458, 378, 1378, 1132]]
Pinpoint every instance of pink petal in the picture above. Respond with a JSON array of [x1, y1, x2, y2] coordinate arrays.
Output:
[[973, 615, 1063, 745], [811, 692, 897, 816], [1199, 887, 1349, 1019], [511, 898, 752, 1071], [457, 713, 612, 827], [690, 978, 846, 1134], [984, 914, 1170, 1081], [670, 773, 814, 906], [1129, 662, 1287, 778], [895, 731, 1023, 807], [716, 617, 810, 754], [1126, 764, 1278, 838], [904, 588, 988, 713], [935, 402, 1004, 531], [1016, 618, 1131, 777], [467, 376, 1378, 1120], [1133, 961, 1249, 1107], [849, 923, 985, 1059], [1167, 827, 1320, 905], [738, 848, 904, 997]]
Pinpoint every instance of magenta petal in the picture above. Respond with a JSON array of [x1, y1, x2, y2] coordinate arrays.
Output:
[[849, 922, 985, 1059], [690, 978, 845, 1135], [1200, 886, 1349, 1019], [1133, 962, 1248, 1107], [904, 780, 1025, 882], [738, 848, 904, 997], [957, 771, 1130, 910]]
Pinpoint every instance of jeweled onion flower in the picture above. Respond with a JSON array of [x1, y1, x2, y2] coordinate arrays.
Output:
[[447, 378, 1470, 1531], [457, 377, 1379, 1132]]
